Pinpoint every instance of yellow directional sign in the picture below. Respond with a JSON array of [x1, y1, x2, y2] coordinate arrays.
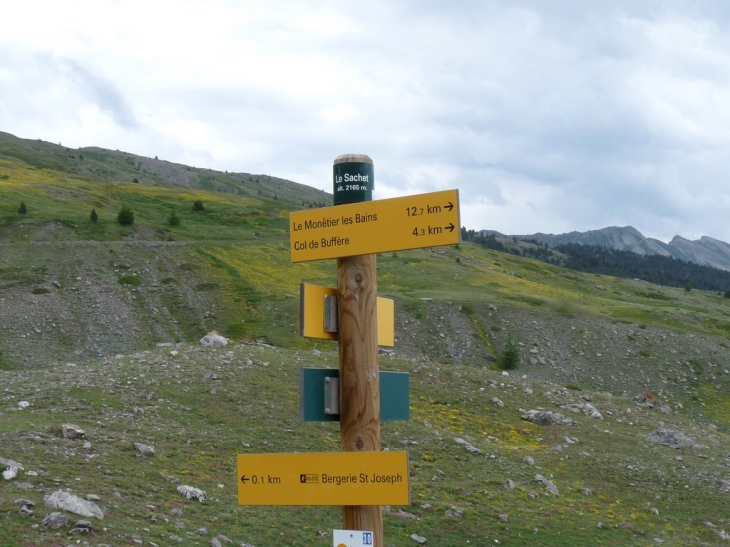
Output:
[[290, 189, 460, 262], [299, 283, 395, 346], [237, 451, 410, 506]]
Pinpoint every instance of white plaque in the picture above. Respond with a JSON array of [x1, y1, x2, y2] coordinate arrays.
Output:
[[333, 529, 374, 547]]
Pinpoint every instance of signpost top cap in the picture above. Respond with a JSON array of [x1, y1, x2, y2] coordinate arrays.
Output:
[[334, 154, 373, 165]]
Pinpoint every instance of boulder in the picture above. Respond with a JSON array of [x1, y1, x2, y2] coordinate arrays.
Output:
[[645, 428, 694, 449], [177, 485, 206, 502], [521, 410, 577, 426], [60, 424, 86, 439], [44, 490, 104, 519], [200, 331, 228, 348]]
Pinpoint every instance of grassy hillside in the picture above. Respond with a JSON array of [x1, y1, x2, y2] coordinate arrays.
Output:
[[1, 131, 730, 545]]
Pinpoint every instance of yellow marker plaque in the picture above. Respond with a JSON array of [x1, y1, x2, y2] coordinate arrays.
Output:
[[236, 451, 410, 506], [290, 189, 460, 262], [299, 283, 395, 346]]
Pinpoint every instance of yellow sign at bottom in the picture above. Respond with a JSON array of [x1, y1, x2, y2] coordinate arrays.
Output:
[[237, 451, 409, 506]]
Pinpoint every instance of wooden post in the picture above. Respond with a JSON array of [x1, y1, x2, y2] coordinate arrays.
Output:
[[338, 254, 381, 540], [334, 154, 383, 545]]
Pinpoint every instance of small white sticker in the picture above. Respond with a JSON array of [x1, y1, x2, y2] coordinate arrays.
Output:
[[333, 529, 374, 547]]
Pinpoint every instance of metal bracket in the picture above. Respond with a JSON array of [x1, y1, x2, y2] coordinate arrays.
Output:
[[324, 294, 338, 333], [324, 376, 339, 415]]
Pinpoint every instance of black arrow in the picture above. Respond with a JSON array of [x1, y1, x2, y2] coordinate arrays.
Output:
[[445, 223, 455, 232], [240, 475, 250, 484], [444, 201, 454, 212]]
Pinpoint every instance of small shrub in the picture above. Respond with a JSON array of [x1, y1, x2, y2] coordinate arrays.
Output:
[[90, 208, 98, 223], [565, 383, 582, 391], [118, 275, 141, 286], [192, 200, 205, 211], [117, 205, 134, 226], [461, 303, 474, 316], [32, 288, 51, 294], [724, 290, 730, 299], [168, 211, 180, 226], [17, 202, 27, 214], [498, 334, 520, 370], [196, 282, 220, 291]]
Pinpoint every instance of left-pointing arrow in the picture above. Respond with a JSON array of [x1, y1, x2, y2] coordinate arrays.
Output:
[[240, 475, 250, 484]]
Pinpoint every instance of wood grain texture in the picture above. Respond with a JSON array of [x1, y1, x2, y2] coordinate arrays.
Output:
[[337, 253, 382, 543]]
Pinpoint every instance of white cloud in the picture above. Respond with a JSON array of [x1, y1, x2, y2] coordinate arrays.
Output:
[[3, 1, 730, 242]]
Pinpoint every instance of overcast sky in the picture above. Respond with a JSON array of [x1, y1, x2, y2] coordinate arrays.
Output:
[[3, 1, 730, 243]]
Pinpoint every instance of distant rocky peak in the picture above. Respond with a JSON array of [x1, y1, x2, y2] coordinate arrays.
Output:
[[491, 226, 730, 272]]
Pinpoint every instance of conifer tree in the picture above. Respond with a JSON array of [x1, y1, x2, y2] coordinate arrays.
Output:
[[498, 334, 520, 370], [17, 202, 27, 214], [117, 205, 134, 226], [90, 208, 98, 223], [168, 210, 180, 226]]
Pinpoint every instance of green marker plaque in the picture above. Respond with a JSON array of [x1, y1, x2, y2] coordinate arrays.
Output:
[[333, 154, 373, 205]]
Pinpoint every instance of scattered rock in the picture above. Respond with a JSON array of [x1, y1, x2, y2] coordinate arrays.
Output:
[[453, 437, 481, 455], [18, 401, 30, 409], [521, 410, 577, 426], [42, 512, 69, 529], [0, 458, 23, 481], [534, 474, 559, 495], [70, 520, 93, 535], [502, 479, 516, 490], [395, 509, 418, 519], [177, 485, 206, 502], [561, 402, 603, 419], [3, 465, 21, 481], [645, 429, 694, 449], [499, 512, 509, 522], [523, 456, 535, 466], [634, 392, 672, 414], [200, 331, 228, 348], [134, 443, 156, 456], [18, 504, 34, 516], [492, 397, 504, 409], [410, 534, 428, 544], [44, 490, 104, 519], [60, 424, 86, 439], [582, 403, 603, 420], [15, 497, 35, 517], [445, 506, 464, 518]]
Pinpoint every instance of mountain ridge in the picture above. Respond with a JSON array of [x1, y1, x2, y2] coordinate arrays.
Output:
[[483, 225, 730, 272]]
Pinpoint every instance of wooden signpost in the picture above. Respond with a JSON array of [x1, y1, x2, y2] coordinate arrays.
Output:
[[238, 154, 460, 547]]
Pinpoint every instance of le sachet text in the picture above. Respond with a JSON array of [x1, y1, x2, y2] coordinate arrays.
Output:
[[335, 173, 370, 183]]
